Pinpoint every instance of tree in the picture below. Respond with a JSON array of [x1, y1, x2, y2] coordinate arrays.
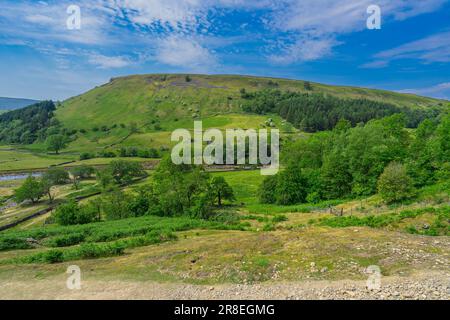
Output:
[[304, 81, 312, 91], [70, 165, 95, 189], [275, 166, 308, 205], [407, 119, 438, 187], [259, 175, 278, 204], [40, 177, 55, 203], [101, 190, 134, 220], [209, 176, 235, 206], [46, 134, 67, 154], [14, 176, 44, 204], [40, 168, 69, 202], [109, 160, 146, 184], [43, 167, 69, 185], [53, 200, 99, 225], [377, 162, 415, 204], [96, 168, 115, 191], [320, 151, 352, 199], [0, 101, 56, 144]]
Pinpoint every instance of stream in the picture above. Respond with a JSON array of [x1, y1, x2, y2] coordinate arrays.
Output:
[[0, 172, 42, 182]]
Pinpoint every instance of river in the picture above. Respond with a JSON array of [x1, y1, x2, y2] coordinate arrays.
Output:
[[0, 172, 42, 182]]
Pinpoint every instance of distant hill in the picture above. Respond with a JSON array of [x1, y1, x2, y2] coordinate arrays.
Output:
[[58, 74, 447, 129], [50, 74, 448, 153], [0, 97, 40, 110]]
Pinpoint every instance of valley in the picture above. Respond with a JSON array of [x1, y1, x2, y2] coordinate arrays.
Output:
[[0, 74, 448, 300]]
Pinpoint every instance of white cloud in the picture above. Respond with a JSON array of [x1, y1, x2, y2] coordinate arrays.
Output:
[[0, 1, 118, 46], [0, 0, 447, 69], [269, 37, 339, 64], [88, 54, 131, 69], [113, 0, 271, 32], [114, 0, 206, 32], [24, 14, 55, 25], [264, 0, 447, 64], [155, 36, 217, 71]]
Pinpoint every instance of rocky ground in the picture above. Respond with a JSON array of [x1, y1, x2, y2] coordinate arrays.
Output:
[[0, 271, 448, 300]]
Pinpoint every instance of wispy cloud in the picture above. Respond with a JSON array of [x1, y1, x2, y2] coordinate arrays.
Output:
[[1, 0, 447, 68], [399, 82, 450, 100], [268, 36, 339, 64], [88, 54, 131, 69], [266, 0, 447, 64], [0, 1, 116, 46], [367, 31, 450, 68]]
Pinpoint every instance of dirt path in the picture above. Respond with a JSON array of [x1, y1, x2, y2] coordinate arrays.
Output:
[[0, 271, 448, 300]]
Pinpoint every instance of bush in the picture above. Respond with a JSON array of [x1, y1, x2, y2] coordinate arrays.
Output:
[[378, 162, 416, 204], [0, 237, 32, 251], [77, 242, 125, 259], [53, 201, 99, 225], [275, 167, 308, 205], [101, 190, 135, 220], [97, 150, 117, 158], [70, 165, 95, 179], [262, 223, 275, 231], [79, 152, 95, 160], [259, 175, 277, 204], [46, 233, 85, 247], [43, 250, 64, 263], [272, 214, 288, 223]]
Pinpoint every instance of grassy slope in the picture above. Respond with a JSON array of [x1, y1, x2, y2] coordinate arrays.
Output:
[[54, 74, 447, 153], [0, 167, 448, 285], [57, 74, 445, 130]]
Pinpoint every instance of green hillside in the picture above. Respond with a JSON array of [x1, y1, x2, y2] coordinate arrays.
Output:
[[53, 74, 447, 153], [57, 74, 445, 128]]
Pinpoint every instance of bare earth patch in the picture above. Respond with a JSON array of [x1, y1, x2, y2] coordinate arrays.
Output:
[[0, 271, 448, 300]]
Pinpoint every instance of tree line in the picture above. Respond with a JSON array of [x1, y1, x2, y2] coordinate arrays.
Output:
[[0, 100, 56, 144], [260, 113, 450, 205], [241, 89, 441, 132], [14, 158, 236, 226]]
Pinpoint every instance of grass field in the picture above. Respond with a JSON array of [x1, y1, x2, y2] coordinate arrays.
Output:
[[0, 74, 448, 292], [0, 166, 448, 288], [0, 148, 76, 172]]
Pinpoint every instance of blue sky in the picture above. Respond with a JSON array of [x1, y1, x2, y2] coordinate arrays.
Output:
[[0, 0, 449, 101]]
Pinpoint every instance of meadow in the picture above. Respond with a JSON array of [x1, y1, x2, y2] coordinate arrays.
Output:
[[0, 74, 448, 291]]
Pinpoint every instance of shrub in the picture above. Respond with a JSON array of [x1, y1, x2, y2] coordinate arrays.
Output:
[[70, 165, 95, 179], [0, 237, 32, 251], [275, 167, 308, 205], [46, 233, 85, 247], [262, 223, 276, 231], [272, 214, 288, 223], [101, 190, 135, 220], [378, 162, 416, 204], [97, 150, 117, 158], [77, 242, 125, 259], [79, 152, 94, 160], [43, 250, 64, 263], [259, 175, 277, 204], [53, 201, 99, 225]]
